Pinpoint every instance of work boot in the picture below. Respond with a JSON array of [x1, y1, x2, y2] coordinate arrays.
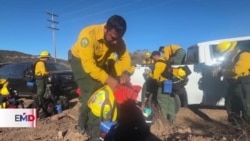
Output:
[[86, 126, 101, 141], [77, 110, 88, 134], [228, 113, 241, 126], [38, 108, 46, 119], [227, 113, 235, 123]]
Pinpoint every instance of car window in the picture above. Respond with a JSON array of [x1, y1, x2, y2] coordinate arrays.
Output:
[[0, 64, 12, 78], [12, 63, 28, 78], [46, 63, 70, 71], [0, 62, 30, 78], [186, 45, 199, 64], [210, 39, 250, 63]]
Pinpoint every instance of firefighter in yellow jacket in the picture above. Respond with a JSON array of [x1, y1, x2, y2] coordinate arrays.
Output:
[[215, 41, 250, 125], [159, 44, 186, 65], [148, 51, 177, 123], [148, 51, 189, 124], [142, 52, 154, 65], [34, 51, 50, 114], [69, 15, 132, 140]]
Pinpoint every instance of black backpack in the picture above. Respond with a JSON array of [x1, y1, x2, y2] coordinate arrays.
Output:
[[24, 60, 44, 82]]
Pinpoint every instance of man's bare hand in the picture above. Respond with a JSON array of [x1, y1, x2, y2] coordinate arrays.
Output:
[[120, 72, 130, 85], [106, 76, 120, 92]]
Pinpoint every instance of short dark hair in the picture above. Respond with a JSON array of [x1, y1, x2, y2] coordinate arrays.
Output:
[[150, 51, 161, 58], [106, 15, 127, 36], [159, 46, 164, 52]]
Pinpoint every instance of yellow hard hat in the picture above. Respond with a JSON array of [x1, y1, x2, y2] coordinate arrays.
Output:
[[88, 85, 117, 121], [145, 52, 151, 58], [177, 68, 186, 80], [39, 51, 51, 58], [216, 41, 237, 54]]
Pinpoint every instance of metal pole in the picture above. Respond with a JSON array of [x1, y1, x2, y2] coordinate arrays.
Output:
[[52, 28, 56, 62], [47, 12, 59, 63]]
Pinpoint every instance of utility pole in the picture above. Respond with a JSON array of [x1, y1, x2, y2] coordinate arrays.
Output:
[[47, 12, 59, 62]]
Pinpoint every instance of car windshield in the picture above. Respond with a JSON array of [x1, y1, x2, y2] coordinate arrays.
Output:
[[46, 63, 70, 71]]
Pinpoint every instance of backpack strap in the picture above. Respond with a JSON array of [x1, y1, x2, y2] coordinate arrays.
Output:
[[100, 88, 114, 121], [109, 98, 117, 121]]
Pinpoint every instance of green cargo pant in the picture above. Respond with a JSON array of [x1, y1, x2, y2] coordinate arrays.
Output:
[[170, 49, 186, 65], [224, 78, 242, 116], [35, 79, 46, 106], [70, 54, 103, 138], [240, 76, 250, 124], [157, 87, 176, 123]]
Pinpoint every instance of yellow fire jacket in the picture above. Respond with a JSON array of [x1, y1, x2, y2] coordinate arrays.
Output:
[[162, 44, 182, 61], [35, 61, 49, 77], [70, 24, 131, 84], [223, 50, 250, 79], [149, 58, 167, 83]]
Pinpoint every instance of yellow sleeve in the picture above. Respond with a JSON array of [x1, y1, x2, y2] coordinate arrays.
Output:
[[233, 52, 250, 78], [115, 41, 132, 76], [35, 61, 48, 76], [75, 30, 108, 84], [127, 65, 135, 75], [151, 62, 166, 82]]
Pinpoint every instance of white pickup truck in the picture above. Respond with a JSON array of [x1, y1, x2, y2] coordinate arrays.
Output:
[[131, 36, 250, 107]]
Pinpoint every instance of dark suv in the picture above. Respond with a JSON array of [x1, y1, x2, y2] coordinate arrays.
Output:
[[0, 61, 77, 98]]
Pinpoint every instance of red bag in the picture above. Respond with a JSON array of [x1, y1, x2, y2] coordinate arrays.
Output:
[[114, 85, 141, 104]]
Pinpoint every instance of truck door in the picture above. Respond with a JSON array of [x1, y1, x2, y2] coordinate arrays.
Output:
[[184, 46, 204, 105]]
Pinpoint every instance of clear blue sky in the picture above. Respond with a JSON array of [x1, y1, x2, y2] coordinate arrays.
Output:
[[1, 0, 249, 60]]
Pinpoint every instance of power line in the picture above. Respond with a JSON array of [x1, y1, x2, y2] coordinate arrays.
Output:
[[46, 11, 59, 62]]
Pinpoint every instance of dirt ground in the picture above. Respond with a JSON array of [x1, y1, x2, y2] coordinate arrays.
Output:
[[0, 98, 249, 141]]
